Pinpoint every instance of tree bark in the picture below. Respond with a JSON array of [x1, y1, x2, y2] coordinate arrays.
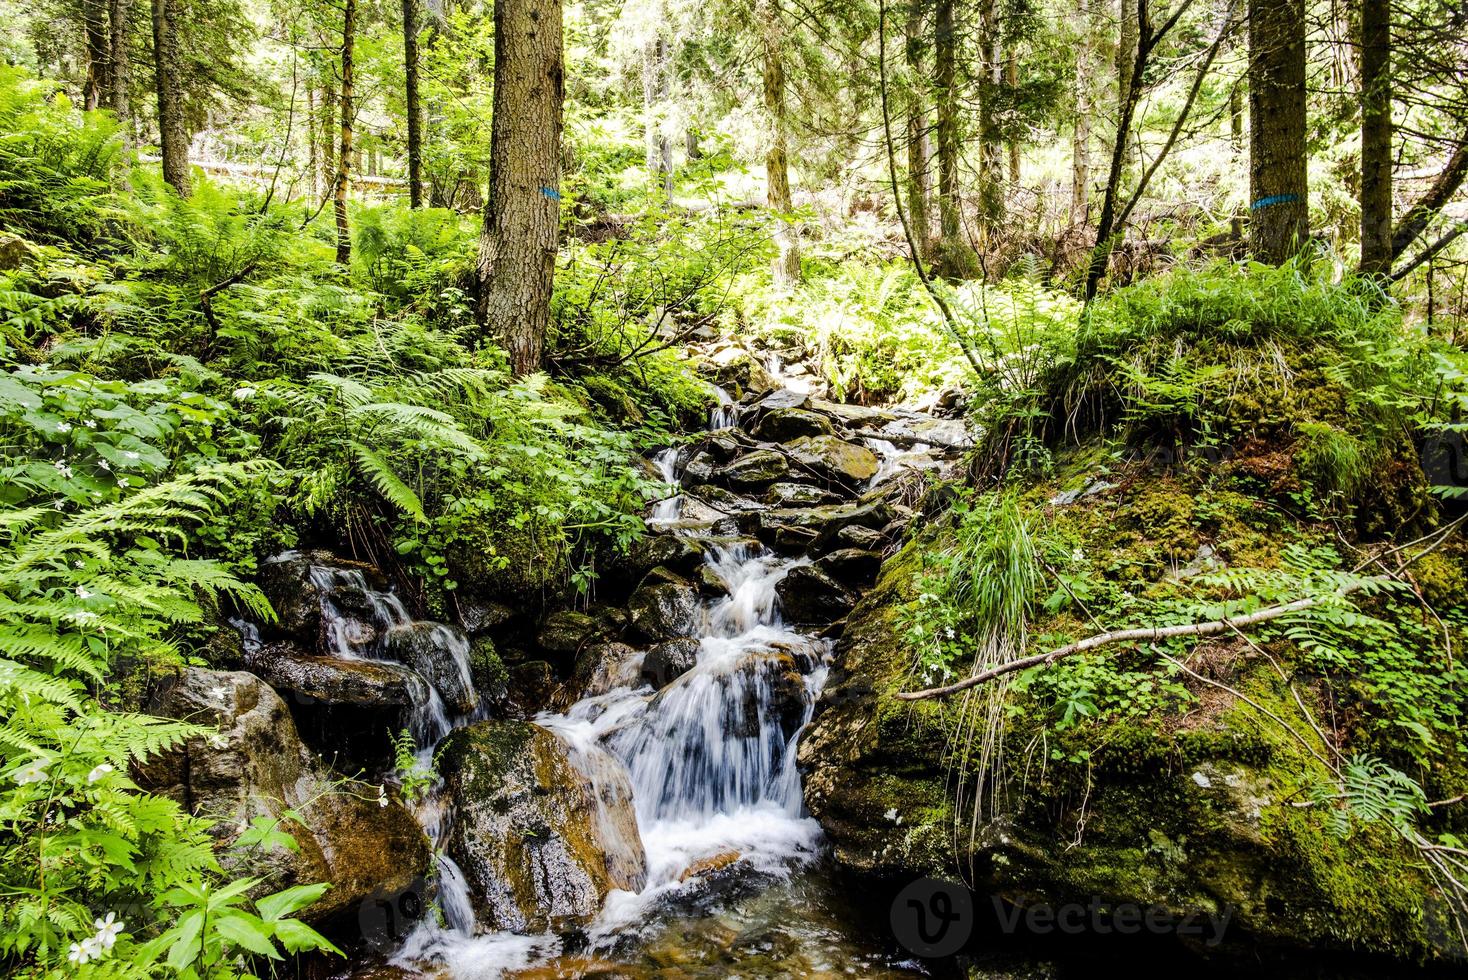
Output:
[[934, 0, 970, 276], [1071, 0, 1092, 225], [1006, 47, 1020, 184], [150, 0, 190, 196], [82, 0, 110, 111], [1358, 0, 1392, 276], [307, 82, 318, 200], [975, 0, 1004, 230], [759, 0, 800, 285], [1117, 0, 1138, 160], [108, 0, 130, 131], [403, 0, 424, 208], [1247, 0, 1309, 264], [476, 0, 563, 375], [335, 0, 356, 265], [905, 0, 934, 259]]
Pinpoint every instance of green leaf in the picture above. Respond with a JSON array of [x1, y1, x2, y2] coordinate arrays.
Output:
[[256, 882, 330, 922], [274, 917, 344, 956], [214, 911, 282, 959]]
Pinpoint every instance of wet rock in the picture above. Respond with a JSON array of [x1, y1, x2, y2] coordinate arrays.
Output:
[[508, 660, 557, 709], [243, 638, 417, 706], [764, 482, 838, 507], [383, 621, 478, 715], [0, 232, 37, 271], [537, 609, 610, 656], [753, 407, 834, 443], [775, 566, 856, 624], [257, 550, 386, 642], [682, 450, 717, 486], [831, 524, 888, 551], [557, 642, 645, 708], [641, 637, 703, 688], [679, 850, 742, 882], [748, 387, 810, 414], [697, 563, 730, 594], [701, 347, 777, 397], [690, 484, 766, 513], [628, 534, 706, 577], [469, 635, 509, 703], [810, 399, 897, 430], [755, 500, 892, 552], [626, 567, 702, 641], [457, 594, 516, 635], [702, 429, 750, 462], [438, 720, 646, 931], [878, 416, 973, 450], [717, 449, 790, 487], [785, 435, 880, 484], [137, 669, 431, 923], [814, 548, 884, 588]]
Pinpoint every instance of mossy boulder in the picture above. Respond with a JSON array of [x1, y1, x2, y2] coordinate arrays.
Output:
[[626, 566, 702, 641], [437, 720, 646, 932], [136, 668, 431, 924], [801, 536, 1460, 963], [786, 435, 880, 484]]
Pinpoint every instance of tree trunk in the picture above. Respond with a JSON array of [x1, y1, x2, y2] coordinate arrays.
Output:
[[107, 0, 129, 126], [1117, 0, 1138, 162], [643, 29, 673, 198], [1071, 0, 1092, 225], [1247, 0, 1309, 264], [476, 0, 563, 375], [905, 0, 934, 259], [934, 0, 970, 276], [975, 0, 1003, 231], [403, 0, 424, 208], [759, 0, 800, 285], [335, 0, 356, 265], [1229, 78, 1244, 238], [686, 128, 702, 160], [150, 0, 190, 196], [1358, 0, 1391, 275], [82, 0, 109, 111]]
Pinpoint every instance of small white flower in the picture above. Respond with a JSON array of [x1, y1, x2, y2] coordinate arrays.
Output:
[[68, 942, 91, 964], [76, 586, 92, 599], [14, 759, 50, 785], [93, 912, 124, 948], [884, 807, 899, 822], [233, 387, 256, 400], [53, 499, 65, 510], [83, 419, 97, 429], [87, 763, 114, 784], [81, 935, 103, 960], [74, 560, 84, 568], [54, 459, 73, 478], [56, 421, 72, 433], [1072, 548, 1085, 563], [379, 794, 389, 808], [943, 627, 956, 640], [98, 458, 111, 472], [211, 685, 229, 702]]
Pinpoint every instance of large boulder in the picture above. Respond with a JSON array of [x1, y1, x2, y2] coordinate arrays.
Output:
[[137, 669, 431, 924], [641, 637, 703, 688], [775, 565, 856, 624], [243, 638, 417, 707], [754, 500, 892, 553], [785, 435, 880, 484], [626, 567, 702, 641], [800, 542, 1455, 964], [813, 548, 885, 588], [535, 609, 611, 657], [437, 721, 646, 932], [556, 642, 645, 708], [717, 449, 790, 487], [753, 407, 834, 443], [257, 550, 388, 644], [700, 346, 777, 398], [764, 482, 839, 508]]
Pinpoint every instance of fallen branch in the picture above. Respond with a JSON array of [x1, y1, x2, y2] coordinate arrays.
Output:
[[896, 596, 1318, 700]]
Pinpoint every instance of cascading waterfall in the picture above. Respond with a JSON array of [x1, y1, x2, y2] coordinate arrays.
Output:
[[297, 561, 482, 934]]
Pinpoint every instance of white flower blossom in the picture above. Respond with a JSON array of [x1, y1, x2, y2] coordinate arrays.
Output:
[[83, 419, 97, 429], [14, 759, 50, 785], [75, 586, 92, 599], [56, 421, 72, 433], [87, 764, 114, 784], [54, 459, 73, 478], [68, 942, 92, 965], [93, 912, 124, 948], [98, 458, 111, 472], [211, 685, 229, 702]]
